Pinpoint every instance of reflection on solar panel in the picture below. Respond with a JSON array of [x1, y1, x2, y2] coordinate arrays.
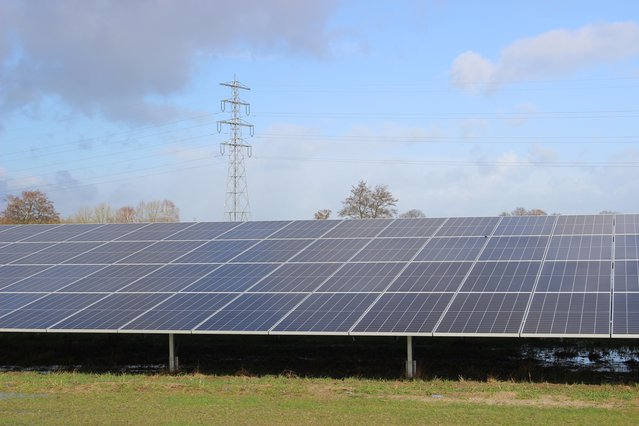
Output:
[[0, 214, 634, 338]]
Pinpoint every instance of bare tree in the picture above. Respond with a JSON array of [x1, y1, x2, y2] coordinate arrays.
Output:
[[500, 207, 548, 216], [338, 180, 398, 219], [314, 209, 332, 220], [136, 199, 179, 222], [93, 203, 114, 223], [1, 190, 60, 224], [399, 209, 426, 219], [114, 206, 136, 223], [69, 206, 95, 223]]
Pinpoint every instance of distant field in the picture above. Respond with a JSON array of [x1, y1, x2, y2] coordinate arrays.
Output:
[[1, 372, 638, 425]]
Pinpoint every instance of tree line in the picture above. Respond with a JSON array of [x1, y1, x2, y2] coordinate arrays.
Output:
[[0, 190, 179, 224]]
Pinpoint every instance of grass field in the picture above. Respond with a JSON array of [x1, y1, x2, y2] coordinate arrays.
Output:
[[1, 372, 639, 425]]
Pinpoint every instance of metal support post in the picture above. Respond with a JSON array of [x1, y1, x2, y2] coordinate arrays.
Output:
[[169, 333, 176, 373], [406, 336, 415, 379]]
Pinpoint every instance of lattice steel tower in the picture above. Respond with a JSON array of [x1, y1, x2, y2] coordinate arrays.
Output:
[[217, 77, 254, 222]]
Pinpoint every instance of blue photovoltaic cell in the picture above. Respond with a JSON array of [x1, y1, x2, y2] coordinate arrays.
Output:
[[218, 221, 291, 240], [387, 262, 473, 292], [116, 241, 207, 264], [115, 222, 195, 241], [545, 235, 612, 261], [195, 293, 306, 332], [163, 222, 240, 241], [352, 292, 453, 334], [51, 293, 171, 330], [59, 264, 162, 292], [183, 263, 278, 292], [68, 223, 148, 242], [436, 292, 530, 334], [0, 293, 105, 330], [289, 238, 370, 262], [614, 261, 639, 291], [535, 261, 611, 292], [435, 217, 499, 237], [378, 218, 446, 238], [553, 215, 613, 235], [0, 225, 19, 234], [172, 240, 257, 263], [0, 264, 106, 292], [231, 239, 314, 263], [322, 219, 392, 238], [0, 225, 61, 243], [351, 237, 429, 262], [0, 293, 44, 311], [248, 263, 341, 292], [20, 224, 104, 242], [119, 264, 221, 292], [414, 237, 487, 262], [0, 265, 52, 289], [492, 215, 556, 236], [479, 236, 548, 261], [272, 293, 379, 333], [269, 220, 340, 239], [522, 292, 610, 335], [12, 242, 104, 265], [614, 235, 639, 260], [122, 293, 237, 331], [460, 261, 541, 292], [0, 243, 54, 264], [64, 241, 154, 264], [613, 293, 639, 335], [316, 262, 405, 292], [615, 214, 639, 235]]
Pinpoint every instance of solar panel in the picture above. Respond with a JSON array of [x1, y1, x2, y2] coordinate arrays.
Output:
[[435, 292, 530, 335], [378, 218, 445, 238], [20, 224, 104, 242], [615, 235, 639, 260], [414, 237, 488, 261], [316, 262, 406, 292], [351, 292, 453, 334], [614, 261, 639, 291], [121, 293, 238, 331], [0, 215, 634, 338], [248, 263, 341, 293], [351, 237, 429, 262], [545, 235, 612, 260], [231, 239, 314, 263], [51, 293, 171, 331], [289, 238, 370, 262], [553, 215, 613, 235], [615, 214, 639, 235], [535, 261, 611, 292], [435, 217, 499, 237], [387, 262, 472, 292], [218, 221, 291, 239], [119, 264, 222, 292], [0, 265, 107, 292], [492, 215, 556, 236], [460, 261, 541, 292], [522, 292, 610, 336], [272, 293, 379, 333], [194, 293, 306, 332], [479, 236, 548, 261], [183, 263, 278, 292]]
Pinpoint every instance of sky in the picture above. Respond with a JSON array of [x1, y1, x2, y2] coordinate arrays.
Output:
[[1, 0, 639, 221]]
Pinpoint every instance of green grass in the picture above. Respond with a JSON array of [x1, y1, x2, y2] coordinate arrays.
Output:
[[1, 372, 638, 425]]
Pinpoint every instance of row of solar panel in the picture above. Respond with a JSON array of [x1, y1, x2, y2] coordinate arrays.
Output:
[[0, 260, 631, 293], [0, 290, 629, 336], [0, 214, 636, 244], [2, 234, 638, 265]]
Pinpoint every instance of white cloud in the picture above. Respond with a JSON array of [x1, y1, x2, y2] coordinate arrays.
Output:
[[451, 21, 639, 93]]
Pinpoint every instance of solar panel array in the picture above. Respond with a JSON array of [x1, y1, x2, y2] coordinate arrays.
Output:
[[0, 215, 636, 338]]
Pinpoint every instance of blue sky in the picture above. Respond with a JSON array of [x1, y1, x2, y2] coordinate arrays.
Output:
[[2, 0, 639, 221]]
